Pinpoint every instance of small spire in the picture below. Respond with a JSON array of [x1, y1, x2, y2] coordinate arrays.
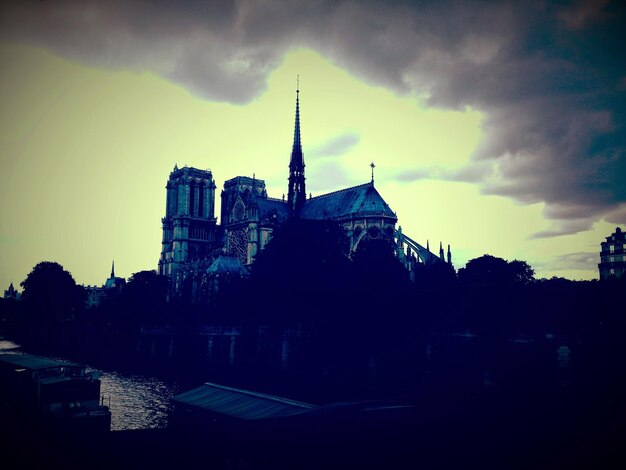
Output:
[[439, 242, 445, 260], [111, 260, 115, 278], [370, 162, 376, 184], [426, 239, 430, 251], [447, 244, 452, 265]]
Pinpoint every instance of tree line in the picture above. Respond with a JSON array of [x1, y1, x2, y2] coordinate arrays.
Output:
[[1, 218, 624, 350]]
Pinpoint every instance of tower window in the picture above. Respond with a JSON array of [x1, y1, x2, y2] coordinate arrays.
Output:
[[198, 182, 205, 218], [189, 181, 196, 216]]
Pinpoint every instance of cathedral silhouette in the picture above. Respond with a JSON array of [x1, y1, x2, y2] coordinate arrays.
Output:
[[158, 85, 452, 298]]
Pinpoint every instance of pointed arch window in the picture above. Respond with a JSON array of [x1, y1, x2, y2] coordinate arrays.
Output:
[[198, 182, 205, 218], [189, 181, 196, 216]]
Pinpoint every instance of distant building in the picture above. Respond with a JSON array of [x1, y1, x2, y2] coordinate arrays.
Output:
[[158, 84, 454, 299], [85, 286, 104, 308], [3, 283, 20, 300], [85, 261, 127, 308], [104, 260, 126, 291], [599, 227, 625, 280]]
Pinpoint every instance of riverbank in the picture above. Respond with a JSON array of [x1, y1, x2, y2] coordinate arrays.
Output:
[[3, 334, 626, 468], [3, 383, 626, 470]]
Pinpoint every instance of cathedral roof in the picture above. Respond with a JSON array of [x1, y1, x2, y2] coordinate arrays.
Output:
[[206, 255, 249, 276], [300, 183, 397, 221], [257, 198, 291, 224], [104, 276, 126, 290]]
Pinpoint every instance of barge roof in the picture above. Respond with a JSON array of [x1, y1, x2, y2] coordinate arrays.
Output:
[[172, 382, 314, 421], [0, 353, 80, 371]]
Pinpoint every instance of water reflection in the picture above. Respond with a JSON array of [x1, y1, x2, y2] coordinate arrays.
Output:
[[99, 371, 180, 431], [0, 339, 20, 351]]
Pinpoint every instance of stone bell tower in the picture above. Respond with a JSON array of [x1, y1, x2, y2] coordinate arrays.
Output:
[[158, 165, 217, 288]]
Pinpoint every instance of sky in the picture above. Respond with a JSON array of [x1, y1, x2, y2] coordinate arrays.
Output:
[[1, 0, 625, 289]]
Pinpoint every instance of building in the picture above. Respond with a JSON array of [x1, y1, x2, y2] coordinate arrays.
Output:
[[85, 261, 127, 308], [599, 227, 625, 280], [158, 84, 453, 297], [158, 165, 219, 294], [3, 283, 21, 300], [104, 261, 126, 290]]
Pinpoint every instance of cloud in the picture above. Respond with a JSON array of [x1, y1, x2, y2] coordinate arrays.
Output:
[[530, 219, 596, 239], [537, 251, 599, 272], [306, 162, 353, 193], [2, 0, 626, 235], [396, 161, 493, 183], [308, 132, 360, 159]]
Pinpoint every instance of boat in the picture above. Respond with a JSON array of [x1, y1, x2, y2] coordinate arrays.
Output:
[[0, 353, 111, 433]]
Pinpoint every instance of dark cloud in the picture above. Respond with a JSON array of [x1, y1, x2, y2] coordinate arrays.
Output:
[[309, 132, 360, 158], [2, 0, 626, 235], [530, 219, 597, 239], [537, 251, 599, 272]]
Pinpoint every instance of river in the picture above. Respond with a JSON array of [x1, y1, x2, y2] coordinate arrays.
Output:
[[0, 339, 180, 431]]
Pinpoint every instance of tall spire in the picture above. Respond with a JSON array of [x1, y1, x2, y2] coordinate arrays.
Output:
[[291, 75, 303, 166], [288, 75, 306, 215], [110, 260, 115, 278], [447, 244, 452, 265]]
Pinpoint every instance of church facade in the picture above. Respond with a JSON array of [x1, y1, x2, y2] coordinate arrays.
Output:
[[158, 86, 452, 297]]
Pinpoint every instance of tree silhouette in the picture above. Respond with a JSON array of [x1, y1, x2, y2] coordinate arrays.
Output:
[[352, 238, 410, 292], [412, 260, 458, 289], [508, 259, 535, 285], [119, 270, 169, 323], [251, 219, 352, 292], [20, 261, 85, 318], [458, 255, 535, 285], [244, 219, 355, 324]]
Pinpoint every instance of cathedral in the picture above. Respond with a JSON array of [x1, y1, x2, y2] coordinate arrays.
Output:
[[158, 85, 453, 298]]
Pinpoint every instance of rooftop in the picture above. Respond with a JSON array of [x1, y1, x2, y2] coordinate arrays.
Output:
[[172, 382, 314, 421], [300, 183, 396, 220], [206, 255, 250, 276], [0, 353, 79, 371]]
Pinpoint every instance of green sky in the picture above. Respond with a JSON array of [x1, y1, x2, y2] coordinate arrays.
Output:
[[0, 43, 610, 289]]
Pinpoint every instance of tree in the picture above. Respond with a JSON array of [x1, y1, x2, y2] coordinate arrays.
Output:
[[412, 260, 458, 289], [458, 255, 511, 285], [247, 219, 353, 324], [124, 270, 168, 299], [121, 270, 169, 312], [508, 260, 535, 285], [251, 218, 352, 292], [352, 237, 410, 291], [20, 261, 85, 318], [458, 255, 535, 285]]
